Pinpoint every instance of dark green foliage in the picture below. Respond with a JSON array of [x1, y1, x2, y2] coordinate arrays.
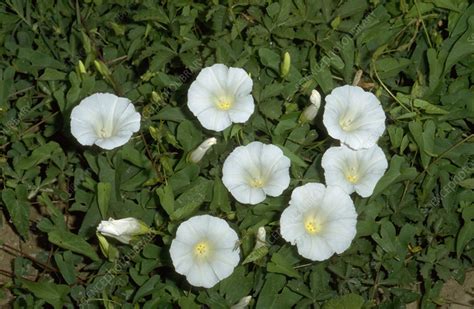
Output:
[[0, 0, 473, 307]]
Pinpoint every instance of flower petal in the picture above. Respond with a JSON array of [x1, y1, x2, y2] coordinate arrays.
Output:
[[280, 207, 305, 244], [296, 234, 334, 261], [228, 95, 254, 123], [226, 67, 253, 95], [197, 108, 232, 132]]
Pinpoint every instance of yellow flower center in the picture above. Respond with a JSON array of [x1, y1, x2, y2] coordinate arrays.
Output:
[[250, 178, 265, 188], [346, 174, 359, 183], [339, 117, 354, 131], [304, 216, 322, 235], [216, 96, 233, 111], [345, 167, 359, 184], [98, 127, 112, 138], [194, 241, 209, 257]]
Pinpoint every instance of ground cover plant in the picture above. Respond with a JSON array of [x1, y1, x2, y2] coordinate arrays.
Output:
[[0, 0, 473, 308]]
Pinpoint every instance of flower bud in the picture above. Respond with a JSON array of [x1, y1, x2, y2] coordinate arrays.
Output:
[[94, 60, 112, 80], [151, 91, 161, 104], [280, 52, 291, 77], [300, 89, 321, 123], [188, 137, 217, 163], [78, 60, 87, 74], [309, 89, 321, 107], [97, 217, 150, 244], [254, 227, 266, 249], [231, 296, 252, 309]]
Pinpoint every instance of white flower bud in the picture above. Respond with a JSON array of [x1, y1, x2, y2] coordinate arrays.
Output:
[[189, 137, 217, 163], [254, 226, 266, 249], [310, 89, 321, 108], [97, 217, 150, 244], [231, 296, 252, 309], [300, 89, 321, 123]]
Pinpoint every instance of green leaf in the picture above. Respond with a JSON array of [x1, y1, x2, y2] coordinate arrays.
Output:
[[323, 293, 365, 309], [421, 120, 436, 157], [153, 106, 187, 122], [17, 48, 66, 70], [256, 274, 286, 308], [413, 99, 448, 114], [1, 186, 30, 239], [267, 252, 301, 279], [259, 99, 283, 120], [38, 68, 67, 81], [276, 144, 308, 168], [409, 121, 430, 168], [459, 178, 474, 189], [372, 155, 417, 197], [177, 120, 203, 151], [54, 251, 78, 285], [97, 182, 112, 219], [457, 221, 474, 258], [18, 279, 70, 309], [210, 178, 231, 213], [48, 230, 100, 261], [259, 48, 281, 72], [171, 178, 212, 221], [444, 16, 474, 71], [132, 275, 161, 304], [242, 246, 269, 264], [156, 184, 175, 216], [16, 142, 62, 170]]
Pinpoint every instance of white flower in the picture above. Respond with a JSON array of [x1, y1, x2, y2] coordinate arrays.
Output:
[[280, 183, 357, 261], [170, 215, 240, 288], [300, 89, 321, 123], [187, 64, 254, 132], [321, 144, 388, 198], [222, 142, 291, 205], [71, 93, 141, 150], [189, 137, 217, 163], [97, 217, 150, 244], [322, 85, 385, 149]]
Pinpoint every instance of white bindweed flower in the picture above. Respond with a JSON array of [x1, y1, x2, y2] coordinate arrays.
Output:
[[97, 217, 150, 244], [300, 89, 321, 123], [189, 137, 217, 163], [71, 93, 141, 150], [222, 142, 291, 205], [280, 183, 357, 261], [170, 215, 240, 288], [321, 144, 388, 198], [322, 85, 385, 149], [187, 64, 254, 132]]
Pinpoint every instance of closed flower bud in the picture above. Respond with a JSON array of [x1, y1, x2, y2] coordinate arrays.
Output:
[[300, 89, 321, 123], [309, 89, 321, 108], [280, 52, 291, 78], [151, 91, 161, 104], [97, 217, 150, 244], [94, 60, 112, 80], [78, 60, 87, 74], [231, 296, 252, 309], [188, 137, 217, 163], [254, 227, 267, 249]]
